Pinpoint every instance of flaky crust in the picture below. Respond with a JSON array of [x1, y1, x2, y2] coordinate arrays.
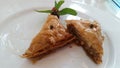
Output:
[[66, 20, 104, 64], [23, 15, 74, 58]]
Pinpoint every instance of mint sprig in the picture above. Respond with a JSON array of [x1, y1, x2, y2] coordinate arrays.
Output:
[[36, 0, 77, 18]]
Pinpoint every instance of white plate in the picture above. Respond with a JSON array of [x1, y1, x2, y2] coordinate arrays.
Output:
[[0, 0, 120, 68]]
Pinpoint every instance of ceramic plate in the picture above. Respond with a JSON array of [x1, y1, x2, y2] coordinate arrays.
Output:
[[0, 0, 120, 68]]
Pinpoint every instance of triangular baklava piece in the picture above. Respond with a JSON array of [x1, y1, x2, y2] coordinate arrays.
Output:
[[23, 15, 74, 58], [66, 20, 104, 64]]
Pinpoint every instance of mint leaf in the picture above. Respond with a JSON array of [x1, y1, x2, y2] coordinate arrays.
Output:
[[55, 1, 57, 8], [59, 8, 77, 16], [35, 10, 52, 13], [35, 0, 78, 17], [55, 0, 64, 10]]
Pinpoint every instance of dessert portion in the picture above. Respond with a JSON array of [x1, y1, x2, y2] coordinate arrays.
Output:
[[23, 15, 74, 58], [66, 20, 104, 64], [22, 0, 105, 64]]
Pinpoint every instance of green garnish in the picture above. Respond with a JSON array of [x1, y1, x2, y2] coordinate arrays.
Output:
[[55, 0, 64, 10], [36, 0, 77, 18], [59, 8, 77, 15], [36, 10, 52, 13]]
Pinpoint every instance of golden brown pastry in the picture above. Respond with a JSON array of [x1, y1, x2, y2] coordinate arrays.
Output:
[[23, 15, 74, 58], [66, 20, 104, 64]]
